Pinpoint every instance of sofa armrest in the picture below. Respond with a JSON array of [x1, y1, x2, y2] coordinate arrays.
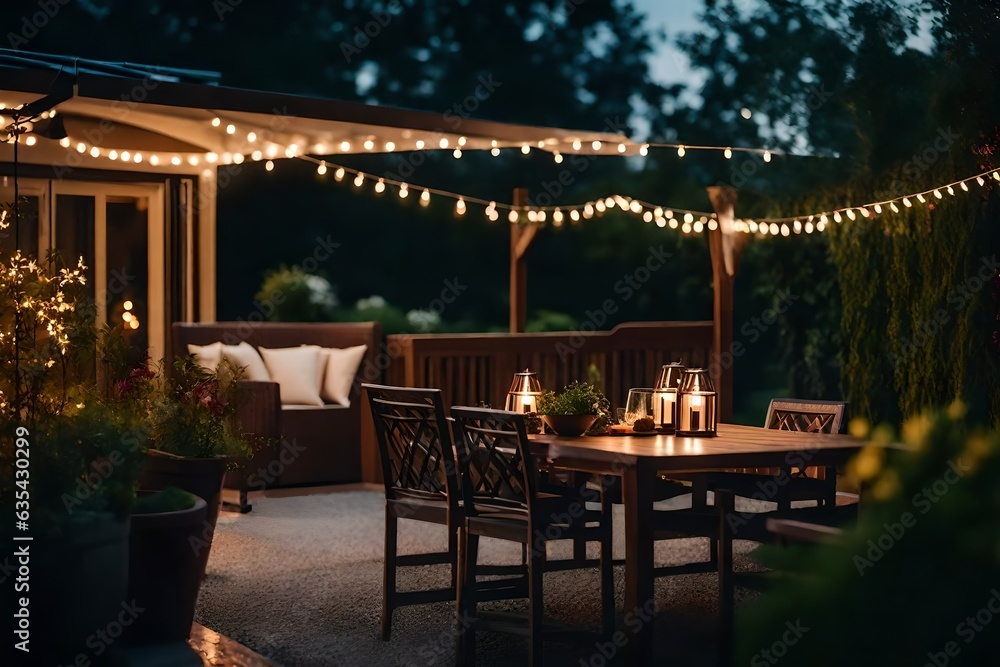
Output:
[[237, 380, 282, 441]]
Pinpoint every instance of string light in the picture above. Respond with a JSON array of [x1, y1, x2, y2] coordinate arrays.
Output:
[[453, 149, 462, 158], [364, 140, 374, 150], [521, 144, 530, 154], [677, 146, 686, 157], [554, 152, 563, 163], [316, 161, 327, 175], [455, 198, 466, 215], [416, 140, 425, 149], [353, 173, 364, 187], [226, 124, 236, 135], [724, 148, 732, 159], [439, 138, 449, 149], [231, 153, 243, 164], [763, 151, 772, 163], [508, 210, 519, 223], [211, 117, 221, 127], [592, 140, 602, 150], [334, 167, 345, 181], [420, 189, 431, 206], [265, 160, 274, 171], [374, 179, 386, 193], [247, 132, 257, 142], [251, 150, 263, 161], [385, 141, 395, 152], [398, 183, 408, 198]]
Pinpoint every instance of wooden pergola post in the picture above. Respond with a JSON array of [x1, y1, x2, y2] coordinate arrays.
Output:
[[706, 186, 742, 423], [509, 188, 537, 333]]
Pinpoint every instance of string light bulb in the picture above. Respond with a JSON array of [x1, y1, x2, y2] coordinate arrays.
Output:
[[265, 160, 274, 171], [724, 147, 732, 159], [570, 209, 580, 222], [455, 198, 466, 215], [231, 153, 243, 164], [439, 138, 449, 149], [340, 141, 350, 151], [763, 151, 772, 163], [398, 183, 408, 198], [374, 179, 386, 193], [977, 176, 986, 186], [639, 144, 649, 156], [334, 167, 345, 181], [509, 210, 519, 223], [420, 189, 431, 206], [226, 124, 236, 135], [572, 140, 582, 151], [247, 132, 257, 142], [363, 140, 374, 150], [108, 150, 118, 160], [316, 161, 327, 175], [873, 203, 882, 214], [903, 197, 912, 207], [150, 155, 160, 166], [554, 152, 563, 163], [458, 136, 467, 146], [385, 141, 395, 152], [211, 117, 221, 127], [889, 201, 899, 213], [76, 142, 86, 153], [453, 149, 462, 158], [933, 189, 943, 199], [916, 194, 926, 203], [846, 209, 856, 221], [251, 150, 263, 161], [592, 140, 602, 150], [415, 140, 425, 149], [24, 136, 36, 146], [491, 147, 500, 157], [960, 182, 969, 192], [677, 146, 686, 157], [91, 147, 101, 158], [618, 143, 626, 153], [521, 144, 530, 154], [353, 173, 364, 187], [59, 137, 70, 148]]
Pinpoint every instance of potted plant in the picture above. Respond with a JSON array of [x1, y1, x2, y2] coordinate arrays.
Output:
[[537, 381, 612, 436], [0, 242, 147, 665], [138, 357, 253, 561], [126, 486, 208, 643]]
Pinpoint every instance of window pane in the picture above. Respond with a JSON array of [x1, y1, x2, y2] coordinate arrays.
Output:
[[107, 198, 149, 356]]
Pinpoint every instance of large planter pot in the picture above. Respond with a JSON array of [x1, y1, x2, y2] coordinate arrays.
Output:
[[139, 450, 228, 583], [540, 414, 599, 437], [139, 449, 228, 530], [7, 514, 130, 665], [126, 492, 209, 644]]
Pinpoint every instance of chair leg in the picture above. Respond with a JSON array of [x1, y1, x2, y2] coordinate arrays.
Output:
[[599, 529, 615, 637], [381, 510, 397, 641], [457, 532, 480, 667], [717, 490, 735, 667], [528, 545, 545, 667], [449, 524, 459, 591]]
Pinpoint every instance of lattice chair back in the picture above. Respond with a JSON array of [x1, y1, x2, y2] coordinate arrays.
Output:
[[449, 407, 538, 517], [764, 399, 848, 434], [364, 384, 459, 503]]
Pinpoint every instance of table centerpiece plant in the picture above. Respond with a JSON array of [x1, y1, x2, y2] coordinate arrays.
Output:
[[536, 381, 611, 436]]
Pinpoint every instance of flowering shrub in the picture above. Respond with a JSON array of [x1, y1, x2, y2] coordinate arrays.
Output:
[[145, 357, 253, 459]]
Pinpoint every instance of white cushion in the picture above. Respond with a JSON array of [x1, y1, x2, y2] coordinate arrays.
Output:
[[188, 342, 223, 371], [319, 345, 367, 406], [258, 346, 325, 406], [221, 342, 270, 382]]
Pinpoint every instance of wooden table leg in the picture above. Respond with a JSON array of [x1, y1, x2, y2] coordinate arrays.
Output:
[[622, 459, 656, 665]]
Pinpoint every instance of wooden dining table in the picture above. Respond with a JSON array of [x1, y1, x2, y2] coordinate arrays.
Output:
[[529, 423, 865, 666]]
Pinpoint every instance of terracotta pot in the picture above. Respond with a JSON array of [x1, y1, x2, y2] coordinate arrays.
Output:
[[540, 414, 599, 437], [126, 492, 209, 644]]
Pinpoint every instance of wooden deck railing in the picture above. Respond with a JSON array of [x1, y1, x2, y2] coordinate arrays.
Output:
[[383, 321, 715, 411]]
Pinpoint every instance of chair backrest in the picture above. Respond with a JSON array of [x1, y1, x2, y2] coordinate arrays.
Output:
[[449, 407, 537, 517], [363, 383, 459, 503], [764, 399, 848, 434]]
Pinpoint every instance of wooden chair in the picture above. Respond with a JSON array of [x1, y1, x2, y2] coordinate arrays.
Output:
[[653, 399, 856, 666], [364, 383, 462, 641], [450, 407, 615, 667], [670, 399, 850, 512]]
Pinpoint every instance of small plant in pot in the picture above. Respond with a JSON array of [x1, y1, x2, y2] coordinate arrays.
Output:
[[537, 381, 612, 436]]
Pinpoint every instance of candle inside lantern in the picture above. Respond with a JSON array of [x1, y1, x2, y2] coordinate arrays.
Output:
[[522, 395, 536, 413], [652, 362, 686, 431], [506, 369, 542, 415], [690, 394, 703, 431]]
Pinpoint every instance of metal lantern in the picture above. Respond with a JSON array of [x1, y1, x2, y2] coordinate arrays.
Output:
[[651, 362, 686, 432], [505, 369, 543, 413], [676, 368, 718, 437]]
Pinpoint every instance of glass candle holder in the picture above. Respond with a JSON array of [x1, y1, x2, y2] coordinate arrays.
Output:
[[652, 362, 686, 433], [623, 388, 654, 425], [676, 369, 718, 437], [505, 369, 543, 413]]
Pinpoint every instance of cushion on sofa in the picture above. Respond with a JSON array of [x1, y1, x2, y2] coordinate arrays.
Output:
[[222, 341, 271, 381], [188, 342, 223, 371], [258, 346, 325, 406], [319, 345, 368, 407]]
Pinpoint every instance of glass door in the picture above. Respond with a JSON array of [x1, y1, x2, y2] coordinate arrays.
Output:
[[52, 182, 166, 363]]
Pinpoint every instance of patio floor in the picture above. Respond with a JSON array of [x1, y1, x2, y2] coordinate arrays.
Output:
[[124, 623, 278, 667]]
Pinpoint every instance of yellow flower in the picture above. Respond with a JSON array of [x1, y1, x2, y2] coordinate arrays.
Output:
[[870, 469, 901, 502], [901, 413, 933, 450], [947, 399, 968, 420], [849, 417, 871, 439], [849, 445, 886, 482]]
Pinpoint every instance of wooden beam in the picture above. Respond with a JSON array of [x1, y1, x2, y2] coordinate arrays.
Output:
[[509, 188, 536, 333], [706, 186, 739, 423]]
